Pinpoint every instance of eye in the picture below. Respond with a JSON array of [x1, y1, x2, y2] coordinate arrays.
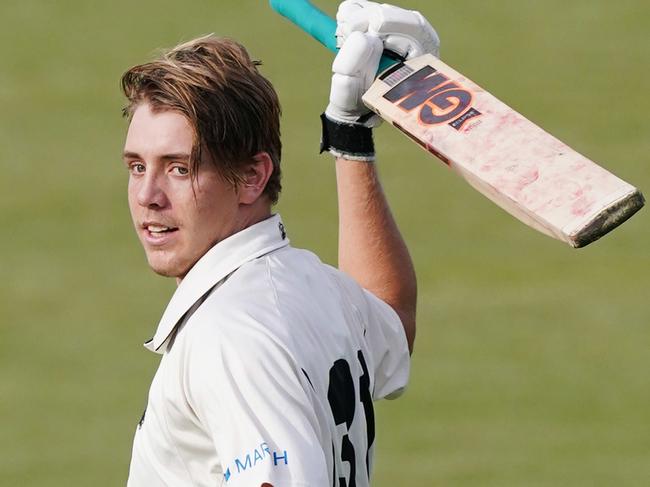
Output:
[[172, 165, 189, 176], [128, 162, 146, 174]]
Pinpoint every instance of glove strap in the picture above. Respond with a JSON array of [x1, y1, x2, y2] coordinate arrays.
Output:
[[319, 113, 375, 162]]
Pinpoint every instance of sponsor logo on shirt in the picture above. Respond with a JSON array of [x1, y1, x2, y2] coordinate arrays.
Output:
[[223, 442, 288, 482]]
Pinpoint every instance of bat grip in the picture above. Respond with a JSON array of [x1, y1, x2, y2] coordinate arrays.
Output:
[[269, 0, 396, 72]]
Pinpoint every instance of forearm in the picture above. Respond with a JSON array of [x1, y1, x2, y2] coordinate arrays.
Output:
[[336, 157, 417, 352]]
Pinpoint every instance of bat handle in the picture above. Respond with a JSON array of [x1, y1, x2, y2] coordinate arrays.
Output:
[[269, 0, 397, 73]]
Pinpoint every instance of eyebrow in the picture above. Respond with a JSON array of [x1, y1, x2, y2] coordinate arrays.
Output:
[[122, 151, 191, 162]]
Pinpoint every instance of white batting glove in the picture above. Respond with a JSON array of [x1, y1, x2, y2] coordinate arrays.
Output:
[[336, 0, 440, 60], [326, 31, 383, 126], [321, 31, 383, 161]]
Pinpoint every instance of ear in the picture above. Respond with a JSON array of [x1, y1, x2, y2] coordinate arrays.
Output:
[[238, 152, 274, 205]]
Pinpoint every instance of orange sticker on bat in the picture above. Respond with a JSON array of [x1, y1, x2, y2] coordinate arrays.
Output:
[[383, 65, 482, 130]]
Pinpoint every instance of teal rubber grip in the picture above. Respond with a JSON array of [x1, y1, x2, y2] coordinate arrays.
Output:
[[269, 0, 397, 72]]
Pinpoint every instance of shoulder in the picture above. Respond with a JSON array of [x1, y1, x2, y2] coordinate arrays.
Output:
[[198, 244, 401, 341], [179, 246, 310, 357], [179, 277, 303, 399]]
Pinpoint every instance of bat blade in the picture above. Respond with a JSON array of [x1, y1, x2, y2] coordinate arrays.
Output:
[[363, 54, 644, 247]]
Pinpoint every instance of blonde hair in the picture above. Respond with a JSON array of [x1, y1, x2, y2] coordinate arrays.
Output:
[[121, 35, 282, 203]]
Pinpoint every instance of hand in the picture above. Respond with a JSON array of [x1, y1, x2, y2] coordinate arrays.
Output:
[[321, 31, 382, 161], [321, 1, 440, 161], [325, 31, 383, 127], [336, 0, 440, 60]]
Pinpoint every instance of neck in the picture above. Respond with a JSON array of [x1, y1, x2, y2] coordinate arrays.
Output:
[[175, 200, 273, 286]]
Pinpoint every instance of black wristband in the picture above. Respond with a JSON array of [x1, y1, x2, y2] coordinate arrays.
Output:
[[319, 113, 375, 161]]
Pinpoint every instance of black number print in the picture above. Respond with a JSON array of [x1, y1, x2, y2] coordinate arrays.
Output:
[[327, 351, 374, 487]]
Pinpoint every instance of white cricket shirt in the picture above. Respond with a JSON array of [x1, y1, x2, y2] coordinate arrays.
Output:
[[127, 214, 410, 487]]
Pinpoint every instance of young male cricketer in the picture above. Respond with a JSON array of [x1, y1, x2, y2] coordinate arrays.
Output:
[[122, 1, 439, 485]]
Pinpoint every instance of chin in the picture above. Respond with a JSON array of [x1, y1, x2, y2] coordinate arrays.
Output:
[[146, 256, 186, 279], [146, 250, 200, 280], [149, 265, 181, 278]]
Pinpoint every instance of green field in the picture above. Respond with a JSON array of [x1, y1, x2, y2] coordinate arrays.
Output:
[[1, 0, 648, 485]]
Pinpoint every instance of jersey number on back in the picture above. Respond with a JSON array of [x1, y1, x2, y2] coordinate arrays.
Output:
[[327, 351, 375, 487]]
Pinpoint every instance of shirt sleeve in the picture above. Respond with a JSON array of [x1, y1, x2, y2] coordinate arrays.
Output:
[[361, 288, 411, 401], [183, 315, 330, 487]]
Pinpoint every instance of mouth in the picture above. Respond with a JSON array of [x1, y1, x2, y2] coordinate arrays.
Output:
[[141, 222, 179, 244]]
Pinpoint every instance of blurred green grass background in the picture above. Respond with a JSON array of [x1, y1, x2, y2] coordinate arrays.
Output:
[[1, 0, 648, 485]]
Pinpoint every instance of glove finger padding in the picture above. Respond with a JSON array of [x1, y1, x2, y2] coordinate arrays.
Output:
[[326, 31, 383, 126], [370, 7, 440, 59], [336, 0, 440, 60], [335, 0, 370, 46]]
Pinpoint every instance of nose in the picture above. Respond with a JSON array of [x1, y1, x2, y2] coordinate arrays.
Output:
[[136, 171, 169, 209]]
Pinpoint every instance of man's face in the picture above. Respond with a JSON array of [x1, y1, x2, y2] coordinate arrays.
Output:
[[123, 103, 241, 279]]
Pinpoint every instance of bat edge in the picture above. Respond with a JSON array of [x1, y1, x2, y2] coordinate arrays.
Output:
[[570, 190, 645, 248]]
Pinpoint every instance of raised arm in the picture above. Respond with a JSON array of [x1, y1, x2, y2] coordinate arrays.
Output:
[[318, 2, 439, 353], [335, 157, 417, 352]]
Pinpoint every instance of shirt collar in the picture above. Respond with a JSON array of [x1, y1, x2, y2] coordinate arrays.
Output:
[[144, 214, 289, 354]]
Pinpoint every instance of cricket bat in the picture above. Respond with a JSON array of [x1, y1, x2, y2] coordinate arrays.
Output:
[[270, 0, 644, 247]]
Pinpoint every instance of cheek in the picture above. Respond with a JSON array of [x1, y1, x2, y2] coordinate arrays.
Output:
[[193, 189, 238, 231], [194, 198, 225, 230], [127, 181, 139, 216]]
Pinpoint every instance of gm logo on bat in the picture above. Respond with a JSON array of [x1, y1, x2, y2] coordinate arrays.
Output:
[[383, 65, 482, 131]]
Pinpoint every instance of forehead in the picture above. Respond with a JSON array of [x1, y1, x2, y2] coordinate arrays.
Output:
[[124, 104, 194, 155]]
